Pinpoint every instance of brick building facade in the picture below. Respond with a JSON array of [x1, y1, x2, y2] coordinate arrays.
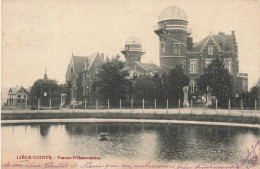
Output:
[[154, 6, 248, 95], [65, 52, 104, 103]]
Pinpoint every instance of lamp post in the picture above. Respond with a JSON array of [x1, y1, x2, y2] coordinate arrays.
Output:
[[131, 71, 138, 110]]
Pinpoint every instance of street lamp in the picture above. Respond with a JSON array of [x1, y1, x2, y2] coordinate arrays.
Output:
[[131, 71, 138, 102]]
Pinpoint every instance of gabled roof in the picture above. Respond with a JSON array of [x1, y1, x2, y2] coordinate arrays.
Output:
[[212, 34, 234, 52], [190, 33, 235, 53], [9, 87, 20, 94], [191, 36, 208, 52], [8, 86, 30, 95], [72, 52, 102, 73]]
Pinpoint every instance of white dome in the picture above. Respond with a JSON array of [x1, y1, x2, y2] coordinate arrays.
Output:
[[159, 6, 187, 22], [125, 36, 141, 45]]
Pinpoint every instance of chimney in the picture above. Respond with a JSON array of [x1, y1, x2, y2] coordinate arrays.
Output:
[[101, 53, 104, 61], [231, 31, 238, 53], [187, 37, 193, 50]]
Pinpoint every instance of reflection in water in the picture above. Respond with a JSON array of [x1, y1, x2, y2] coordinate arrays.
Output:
[[2, 122, 260, 164], [39, 124, 51, 137]]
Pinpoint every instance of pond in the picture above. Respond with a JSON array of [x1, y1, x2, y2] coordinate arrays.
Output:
[[1, 122, 259, 165]]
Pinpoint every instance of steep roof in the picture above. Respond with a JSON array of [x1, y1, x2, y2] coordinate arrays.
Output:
[[191, 36, 208, 52], [190, 33, 235, 53], [8, 86, 30, 95], [72, 52, 101, 73], [9, 87, 20, 94], [212, 34, 234, 52]]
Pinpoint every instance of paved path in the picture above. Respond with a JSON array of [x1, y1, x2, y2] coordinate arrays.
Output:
[[2, 108, 260, 117]]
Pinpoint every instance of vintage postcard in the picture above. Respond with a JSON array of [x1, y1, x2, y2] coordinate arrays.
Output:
[[1, 0, 260, 168]]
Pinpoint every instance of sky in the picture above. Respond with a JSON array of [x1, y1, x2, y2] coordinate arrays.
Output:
[[1, 0, 260, 89]]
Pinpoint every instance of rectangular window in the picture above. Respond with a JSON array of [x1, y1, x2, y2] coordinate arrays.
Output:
[[208, 45, 213, 55], [190, 59, 198, 74], [190, 81, 196, 93], [18, 95, 21, 98], [174, 43, 180, 55], [205, 59, 213, 68], [224, 59, 232, 74], [23, 95, 26, 98]]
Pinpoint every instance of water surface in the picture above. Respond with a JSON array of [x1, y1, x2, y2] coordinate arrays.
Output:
[[2, 122, 259, 164]]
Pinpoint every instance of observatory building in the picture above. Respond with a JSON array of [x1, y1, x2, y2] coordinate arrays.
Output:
[[121, 36, 163, 77], [154, 6, 248, 95]]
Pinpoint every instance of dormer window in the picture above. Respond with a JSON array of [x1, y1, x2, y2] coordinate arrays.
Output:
[[174, 43, 180, 55], [208, 45, 213, 55]]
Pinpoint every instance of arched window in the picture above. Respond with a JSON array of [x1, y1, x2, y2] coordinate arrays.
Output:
[[161, 43, 165, 54], [208, 45, 213, 55]]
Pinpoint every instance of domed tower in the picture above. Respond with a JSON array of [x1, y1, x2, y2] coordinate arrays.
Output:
[[121, 36, 145, 65], [154, 6, 190, 71]]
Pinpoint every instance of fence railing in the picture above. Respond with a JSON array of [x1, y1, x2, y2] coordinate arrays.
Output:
[[2, 97, 260, 113]]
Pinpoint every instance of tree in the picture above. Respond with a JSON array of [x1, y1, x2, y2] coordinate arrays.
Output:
[[93, 55, 133, 106], [165, 65, 190, 106], [134, 74, 154, 102], [153, 73, 163, 100], [239, 85, 259, 108], [197, 57, 233, 108], [30, 79, 60, 98]]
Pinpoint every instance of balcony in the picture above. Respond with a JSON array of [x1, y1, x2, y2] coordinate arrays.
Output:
[[153, 25, 166, 31], [120, 48, 146, 53]]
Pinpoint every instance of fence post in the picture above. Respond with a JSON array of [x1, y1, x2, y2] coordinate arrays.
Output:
[[25, 95, 28, 112], [203, 101, 205, 115], [191, 99, 193, 114], [216, 99, 218, 115], [229, 99, 231, 116], [120, 99, 121, 113], [96, 99, 98, 112], [131, 99, 133, 113], [13, 98, 15, 113], [85, 99, 86, 112], [38, 99, 40, 112], [108, 99, 109, 113], [73, 100, 74, 113], [155, 99, 156, 114], [241, 100, 243, 116], [178, 99, 180, 114], [49, 99, 51, 111], [143, 99, 144, 114], [167, 99, 168, 114]]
